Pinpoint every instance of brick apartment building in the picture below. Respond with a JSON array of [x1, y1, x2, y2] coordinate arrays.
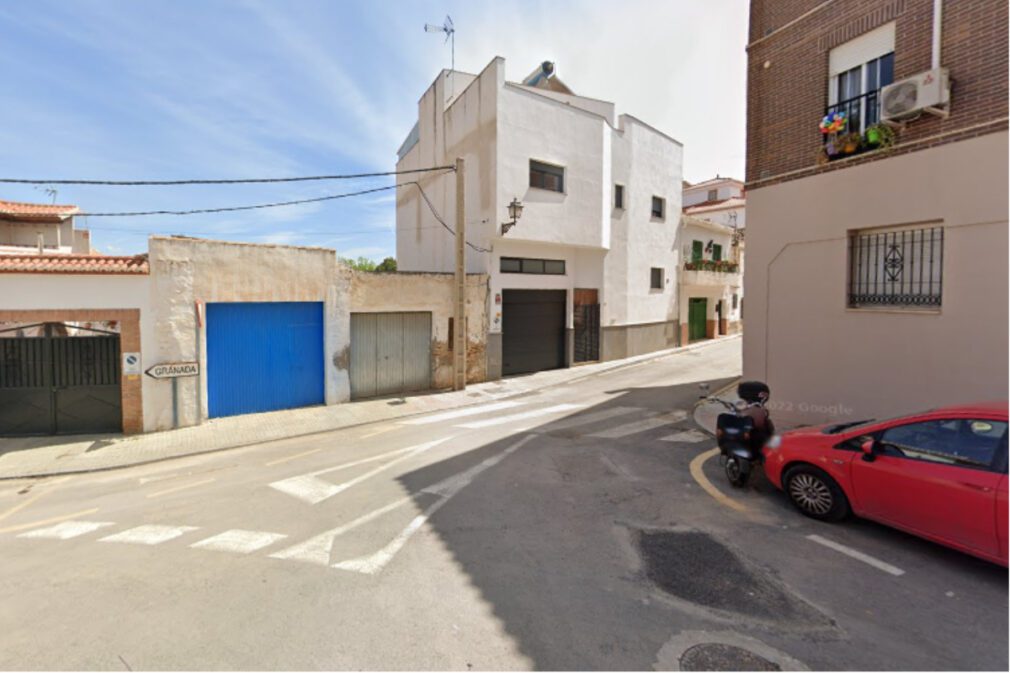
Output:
[[744, 0, 1008, 424]]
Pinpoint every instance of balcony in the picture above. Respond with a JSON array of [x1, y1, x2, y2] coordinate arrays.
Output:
[[682, 260, 741, 287], [820, 90, 896, 163]]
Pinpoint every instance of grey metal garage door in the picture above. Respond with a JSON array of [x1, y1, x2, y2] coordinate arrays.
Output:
[[502, 290, 566, 376], [350, 312, 431, 399]]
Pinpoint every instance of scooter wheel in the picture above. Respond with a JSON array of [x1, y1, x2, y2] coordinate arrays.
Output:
[[724, 456, 750, 488]]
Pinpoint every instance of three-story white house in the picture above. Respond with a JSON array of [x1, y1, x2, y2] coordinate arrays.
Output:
[[395, 57, 684, 378]]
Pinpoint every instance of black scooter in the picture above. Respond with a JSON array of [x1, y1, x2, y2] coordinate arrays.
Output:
[[700, 381, 778, 488]]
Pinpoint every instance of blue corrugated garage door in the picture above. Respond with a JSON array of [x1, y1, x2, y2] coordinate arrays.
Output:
[[206, 302, 324, 418]]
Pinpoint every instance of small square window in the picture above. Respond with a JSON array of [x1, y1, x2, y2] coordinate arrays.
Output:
[[530, 160, 564, 193], [651, 196, 665, 219], [707, 189, 718, 201], [500, 257, 521, 273], [614, 184, 624, 210], [650, 267, 664, 290]]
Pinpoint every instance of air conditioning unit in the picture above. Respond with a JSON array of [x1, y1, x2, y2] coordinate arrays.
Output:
[[881, 67, 950, 122]]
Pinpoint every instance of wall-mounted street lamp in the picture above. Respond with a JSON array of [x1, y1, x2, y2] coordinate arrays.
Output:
[[501, 197, 524, 235]]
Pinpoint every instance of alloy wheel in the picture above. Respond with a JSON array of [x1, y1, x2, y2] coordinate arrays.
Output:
[[789, 473, 833, 514]]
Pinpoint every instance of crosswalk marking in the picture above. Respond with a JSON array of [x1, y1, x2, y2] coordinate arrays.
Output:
[[400, 401, 525, 425], [455, 404, 583, 429], [333, 435, 536, 574], [588, 410, 688, 439], [100, 525, 199, 545], [268, 438, 451, 505], [538, 406, 642, 432], [660, 429, 709, 443], [191, 529, 287, 554], [17, 520, 113, 540]]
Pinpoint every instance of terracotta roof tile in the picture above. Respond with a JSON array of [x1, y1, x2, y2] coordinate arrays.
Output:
[[0, 254, 148, 275], [0, 199, 80, 222]]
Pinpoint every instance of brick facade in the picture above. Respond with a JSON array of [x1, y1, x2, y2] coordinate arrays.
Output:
[[0, 308, 143, 434], [747, 0, 1009, 188]]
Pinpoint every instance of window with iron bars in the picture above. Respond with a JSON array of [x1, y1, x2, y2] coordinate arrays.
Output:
[[848, 225, 943, 308]]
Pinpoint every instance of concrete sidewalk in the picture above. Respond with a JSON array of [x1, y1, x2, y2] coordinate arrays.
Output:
[[0, 335, 740, 480]]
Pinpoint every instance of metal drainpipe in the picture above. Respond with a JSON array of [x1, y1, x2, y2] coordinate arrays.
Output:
[[931, 0, 943, 70]]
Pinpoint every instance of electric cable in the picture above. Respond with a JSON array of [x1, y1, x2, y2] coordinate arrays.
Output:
[[0, 165, 455, 186]]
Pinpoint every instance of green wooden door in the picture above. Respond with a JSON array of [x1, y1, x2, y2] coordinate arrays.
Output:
[[688, 298, 708, 341]]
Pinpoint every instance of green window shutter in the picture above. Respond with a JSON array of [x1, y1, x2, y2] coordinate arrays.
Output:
[[691, 241, 703, 262], [713, 244, 723, 261]]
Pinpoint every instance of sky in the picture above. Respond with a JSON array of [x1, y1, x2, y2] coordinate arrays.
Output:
[[0, 0, 749, 259]]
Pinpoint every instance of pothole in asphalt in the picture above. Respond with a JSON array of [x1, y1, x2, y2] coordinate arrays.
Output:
[[680, 643, 780, 671], [636, 528, 832, 627]]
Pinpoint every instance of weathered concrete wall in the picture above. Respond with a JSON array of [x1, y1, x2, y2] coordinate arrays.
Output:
[[350, 271, 490, 388], [148, 237, 349, 430], [602, 319, 679, 361]]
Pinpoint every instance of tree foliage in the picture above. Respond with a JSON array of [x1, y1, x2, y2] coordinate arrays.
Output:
[[340, 256, 397, 272]]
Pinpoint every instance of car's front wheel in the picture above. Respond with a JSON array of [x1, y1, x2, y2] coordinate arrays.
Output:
[[784, 465, 849, 522]]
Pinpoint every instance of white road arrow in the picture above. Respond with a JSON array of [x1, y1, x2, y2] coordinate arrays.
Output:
[[267, 438, 451, 505]]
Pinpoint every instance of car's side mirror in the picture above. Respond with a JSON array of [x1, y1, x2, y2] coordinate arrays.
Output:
[[860, 437, 877, 462]]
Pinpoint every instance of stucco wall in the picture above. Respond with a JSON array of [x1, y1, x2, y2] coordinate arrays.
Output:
[[148, 237, 350, 430], [349, 271, 489, 387], [743, 131, 1009, 425]]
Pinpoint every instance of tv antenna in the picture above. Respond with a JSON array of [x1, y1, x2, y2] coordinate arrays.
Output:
[[425, 15, 455, 96]]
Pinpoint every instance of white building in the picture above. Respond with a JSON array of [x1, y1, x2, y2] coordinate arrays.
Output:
[[682, 177, 746, 231], [676, 177, 745, 344], [395, 57, 684, 378], [0, 198, 93, 255]]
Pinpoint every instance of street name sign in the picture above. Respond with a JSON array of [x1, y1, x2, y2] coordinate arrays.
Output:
[[145, 362, 199, 379]]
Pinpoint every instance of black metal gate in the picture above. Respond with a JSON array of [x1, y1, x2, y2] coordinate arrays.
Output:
[[502, 290, 566, 376], [573, 303, 600, 363], [0, 323, 122, 436]]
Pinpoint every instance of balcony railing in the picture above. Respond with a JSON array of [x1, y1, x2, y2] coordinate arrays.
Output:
[[684, 260, 739, 273], [826, 89, 881, 135]]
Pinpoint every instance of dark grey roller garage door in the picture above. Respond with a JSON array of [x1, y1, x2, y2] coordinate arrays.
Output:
[[502, 290, 566, 376]]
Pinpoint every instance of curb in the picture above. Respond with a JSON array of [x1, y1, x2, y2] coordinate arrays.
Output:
[[2, 335, 741, 480]]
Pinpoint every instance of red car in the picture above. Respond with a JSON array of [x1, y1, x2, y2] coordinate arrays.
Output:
[[763, 402, 1009, 566]]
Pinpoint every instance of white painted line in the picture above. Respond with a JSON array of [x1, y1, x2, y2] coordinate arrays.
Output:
[[100, 525, 199, 546], [456, 404, 583, 429], [539, 406, 642, 432], [588, 411, 687, 439], [806, 534, 905, 576], [333, 435, 536, 574], [400, 400, 525, 425], [270, 495, 415, 565], [191, 529, 287, 554], [268, 438, 451, 505], [659, 429, 709, 443], [17, 520, 114, 540]]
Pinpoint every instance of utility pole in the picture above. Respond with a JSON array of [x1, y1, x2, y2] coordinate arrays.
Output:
[[453, 157, 466, 391]]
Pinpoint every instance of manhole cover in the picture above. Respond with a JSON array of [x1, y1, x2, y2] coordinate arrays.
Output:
[[680, 643, 781, 671], [636, 529, 830, 625]]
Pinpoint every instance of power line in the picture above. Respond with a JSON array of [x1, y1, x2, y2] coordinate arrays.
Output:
[[411, 180, 492, 253], [0, 165, 455, 186], [64, 185, 399, 217]]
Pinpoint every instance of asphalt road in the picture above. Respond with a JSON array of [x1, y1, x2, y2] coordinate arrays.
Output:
[[1, 339, 1006, 671]]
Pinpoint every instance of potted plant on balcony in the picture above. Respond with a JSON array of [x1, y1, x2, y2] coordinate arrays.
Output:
[[818, 111, 847, 163], [838, 132, 863, 155], [864, 122, 896, 150]]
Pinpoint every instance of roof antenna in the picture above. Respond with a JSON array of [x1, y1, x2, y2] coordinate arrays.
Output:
[[424, 15, 455, 98]]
